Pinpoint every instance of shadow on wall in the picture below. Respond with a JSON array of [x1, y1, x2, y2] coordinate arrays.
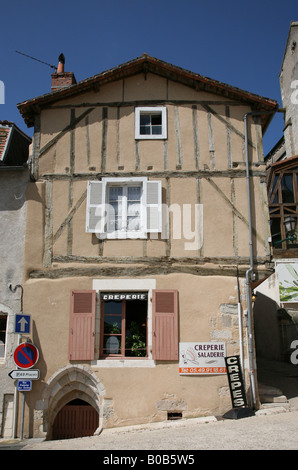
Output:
[[254, 291, 298, 405], [254, 291, 298, 362]]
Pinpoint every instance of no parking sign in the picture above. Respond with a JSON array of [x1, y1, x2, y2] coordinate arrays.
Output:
[[13, 342, 39, 370]]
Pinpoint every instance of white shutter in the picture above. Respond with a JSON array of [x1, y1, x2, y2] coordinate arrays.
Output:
[[86, 181, 106, 233], [146, 180, 162, 233]]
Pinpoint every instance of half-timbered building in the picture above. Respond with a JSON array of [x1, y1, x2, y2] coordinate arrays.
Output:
[[16, 54, 277, 438]]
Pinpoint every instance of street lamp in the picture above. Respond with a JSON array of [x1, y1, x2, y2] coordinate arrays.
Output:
[[284, 216, 296, 235]]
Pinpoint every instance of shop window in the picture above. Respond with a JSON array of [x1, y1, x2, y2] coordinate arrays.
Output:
[[100, 293, 148, 358], [86, 177, 162, 237], [69, 289, 179, 363], [268, 160, 298, 250], [135, 107, 167, 140], [0, 315, 7, 359]]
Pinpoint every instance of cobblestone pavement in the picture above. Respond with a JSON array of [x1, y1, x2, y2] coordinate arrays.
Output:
[[1, 407, 298, 451]]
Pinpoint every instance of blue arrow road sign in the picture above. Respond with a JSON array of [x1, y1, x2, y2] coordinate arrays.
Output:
[[17, 380, 32, 392], [15, 314, 30, 334]]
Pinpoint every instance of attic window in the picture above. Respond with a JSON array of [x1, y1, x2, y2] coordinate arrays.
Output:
[[135, 107, 167, 140]]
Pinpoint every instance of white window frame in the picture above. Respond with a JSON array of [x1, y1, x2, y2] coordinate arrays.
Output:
[[135, 107, 167, 140], [86, 177, 162, 239], [105, 177, 147, 239]]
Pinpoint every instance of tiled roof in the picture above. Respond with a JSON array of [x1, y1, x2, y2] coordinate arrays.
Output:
[[0, 121, 13, 161], [17, 54, 278, 128], [0, 121, 31, 166]]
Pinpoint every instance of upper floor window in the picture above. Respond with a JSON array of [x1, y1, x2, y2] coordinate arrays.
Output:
[[86, 177, 162, 238], [135, 107, 167, 139], [268, 158, 298, 250]]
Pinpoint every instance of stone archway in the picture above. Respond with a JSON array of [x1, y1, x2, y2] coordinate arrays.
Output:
[[41, 365, 105, 439]]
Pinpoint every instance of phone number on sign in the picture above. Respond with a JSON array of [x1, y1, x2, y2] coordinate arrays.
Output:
[[179, 367, 226, 374]]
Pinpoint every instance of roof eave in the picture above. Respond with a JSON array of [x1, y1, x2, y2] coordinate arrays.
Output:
[[17, 54, 278, 128]]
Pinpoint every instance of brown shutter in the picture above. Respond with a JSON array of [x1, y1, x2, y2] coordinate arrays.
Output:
[[69, 290, 96, 361], [152, 290, 179, 360]]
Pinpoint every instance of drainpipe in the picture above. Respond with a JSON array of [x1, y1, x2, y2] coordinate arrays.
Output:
[[9, 284, 23, 438], [244, 112, 256, 407], [243, 108, 282, 407]]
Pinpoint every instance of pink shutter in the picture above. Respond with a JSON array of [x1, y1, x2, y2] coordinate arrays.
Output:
[[69, 290, 96, 361], [152, 290, 179, 360]]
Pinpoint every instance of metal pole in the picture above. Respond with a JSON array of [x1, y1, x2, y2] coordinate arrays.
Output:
[[12, 333, 21, 438], [244, 113, 257, 407], [20, 392, 25, 440], [9, 285, 24, 438], [236, 267, 244, 379]]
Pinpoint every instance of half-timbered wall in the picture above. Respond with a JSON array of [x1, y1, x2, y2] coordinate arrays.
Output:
[[26, 73, 270, 278]]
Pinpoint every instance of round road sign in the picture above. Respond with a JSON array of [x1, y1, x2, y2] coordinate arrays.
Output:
[[13, 342, 39, 369]]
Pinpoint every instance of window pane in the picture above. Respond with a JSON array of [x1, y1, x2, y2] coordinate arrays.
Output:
[[127, 186, 141, 231], [282, 174, 294, 203], [271, 218, 282, 246], [127, 216, 140, 231], [104, 301, 122, 315], [109, 187, 123, 201], [151, 114, 162, 126], [152, 125, 162, 135], [127, 186, 141, 201], [140, 114, 150, 126], [125, 300, 147, 357], [103, 335, 121, 354], [140, 112, 162, 135], [127, 202, 140, 216], [108, 187, 123, 231], [140, 125, 150, 135], [104, 315, 122, 334]]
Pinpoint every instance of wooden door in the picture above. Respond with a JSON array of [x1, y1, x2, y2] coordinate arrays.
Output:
[[52, 401, 98, 440]]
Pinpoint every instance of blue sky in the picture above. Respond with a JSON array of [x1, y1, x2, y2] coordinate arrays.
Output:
[[1, 0, 297, 155]]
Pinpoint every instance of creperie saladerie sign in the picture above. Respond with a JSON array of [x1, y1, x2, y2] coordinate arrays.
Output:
[[179, 342, 226, 375]]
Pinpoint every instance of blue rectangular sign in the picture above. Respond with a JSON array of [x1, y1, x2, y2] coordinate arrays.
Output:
[[15, 314, 31, 334], [17, 380, 32, 392]]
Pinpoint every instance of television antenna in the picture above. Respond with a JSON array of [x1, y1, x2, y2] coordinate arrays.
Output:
[[15, 50, 57, 71]]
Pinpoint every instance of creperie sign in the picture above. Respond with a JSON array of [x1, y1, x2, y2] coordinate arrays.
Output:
[[101, 292, 147, 301], [225, 355, 247, 408]]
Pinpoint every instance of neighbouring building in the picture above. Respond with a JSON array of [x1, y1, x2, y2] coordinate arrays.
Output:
[[254, 22, 298, 380], [0, 121, 31, 437], [15, 53, 277, 439]]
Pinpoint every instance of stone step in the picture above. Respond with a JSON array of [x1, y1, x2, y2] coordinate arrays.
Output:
[[260, 402, 290, 410], [260, 394, 288, 403], [258, 382, 289, 406]]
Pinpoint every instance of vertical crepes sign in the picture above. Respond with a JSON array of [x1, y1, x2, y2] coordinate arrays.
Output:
[[225, 355, 247, 408]]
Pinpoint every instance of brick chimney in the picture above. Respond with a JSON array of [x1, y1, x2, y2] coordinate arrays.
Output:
[[51, 53, 77, 92]]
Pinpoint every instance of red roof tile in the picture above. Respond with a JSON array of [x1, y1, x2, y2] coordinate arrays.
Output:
[[17, 54, 278, 128]]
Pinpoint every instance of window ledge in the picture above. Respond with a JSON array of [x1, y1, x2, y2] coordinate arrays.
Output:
[[91, 359, 156, 368], [106, 231, 147, 239]]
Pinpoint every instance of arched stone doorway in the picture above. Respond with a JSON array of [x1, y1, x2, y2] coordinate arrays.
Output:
[[42, 365, 105, 440], [52, 399, 99, 440]]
